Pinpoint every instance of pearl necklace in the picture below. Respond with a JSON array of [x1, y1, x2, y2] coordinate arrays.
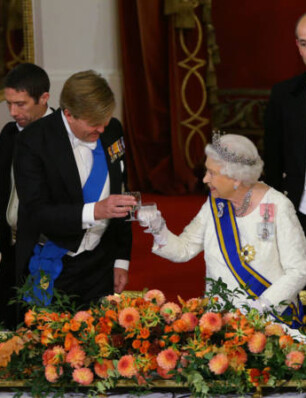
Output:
[[234, 188, 252, 217]]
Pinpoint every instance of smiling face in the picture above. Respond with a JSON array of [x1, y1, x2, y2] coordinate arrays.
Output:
[[64, 109, 110, 142], [5, 88, 49, 127], [203, 156, 237, 200]]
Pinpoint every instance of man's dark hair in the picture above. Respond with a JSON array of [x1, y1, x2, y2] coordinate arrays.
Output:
[[4, 63, 50, 103]]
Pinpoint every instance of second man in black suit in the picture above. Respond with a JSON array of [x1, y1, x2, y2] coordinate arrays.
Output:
[[0, 63, 51, 329], [264, 13, 306, 233]]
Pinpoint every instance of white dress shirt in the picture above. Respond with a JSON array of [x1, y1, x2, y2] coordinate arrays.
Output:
[[61, 111, 129, 270]]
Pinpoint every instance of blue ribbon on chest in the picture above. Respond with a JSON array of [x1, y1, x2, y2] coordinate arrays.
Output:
[[24, 139, 108, 305], [209, 195, 304, 329]]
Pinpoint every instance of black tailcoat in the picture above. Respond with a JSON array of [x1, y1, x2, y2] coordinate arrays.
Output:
[[14, 109, 132, 304], [0, 122, 18, 327], [264, 73, 306, 210]]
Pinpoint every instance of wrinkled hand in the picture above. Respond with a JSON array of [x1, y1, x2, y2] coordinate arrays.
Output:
[[114, 268, 128, 294], [94, 194, 136, 220]]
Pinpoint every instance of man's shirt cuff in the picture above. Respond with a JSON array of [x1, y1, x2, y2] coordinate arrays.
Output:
[[114, 259, 129, 270]]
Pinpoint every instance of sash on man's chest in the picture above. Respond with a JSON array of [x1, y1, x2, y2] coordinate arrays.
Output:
[[25, 139, 108, 305]]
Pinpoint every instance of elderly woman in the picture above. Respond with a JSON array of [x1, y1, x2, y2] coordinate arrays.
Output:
[[138, 133, 306, 330]]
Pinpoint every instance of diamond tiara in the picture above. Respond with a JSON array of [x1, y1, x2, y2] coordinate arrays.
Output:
[[211, 131, 257, 166]]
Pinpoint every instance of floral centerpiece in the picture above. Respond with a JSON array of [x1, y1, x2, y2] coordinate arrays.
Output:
[[0, 279, 305, 397]]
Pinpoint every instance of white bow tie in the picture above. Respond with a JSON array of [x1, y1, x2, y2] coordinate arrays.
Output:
[[72, 137, 97, 151]]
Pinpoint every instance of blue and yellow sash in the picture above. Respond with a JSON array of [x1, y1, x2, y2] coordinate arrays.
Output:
[[210, 195, 304, 329]]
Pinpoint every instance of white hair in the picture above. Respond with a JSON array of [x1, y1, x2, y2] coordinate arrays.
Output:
[[205, 134, 264, 186]]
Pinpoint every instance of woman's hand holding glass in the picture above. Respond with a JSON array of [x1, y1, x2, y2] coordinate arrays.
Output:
[[137, 202, 168, 246]]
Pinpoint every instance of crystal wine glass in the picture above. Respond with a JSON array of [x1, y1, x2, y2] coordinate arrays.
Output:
[[137, 202, 158, 226], [124, 191, 142, 221]]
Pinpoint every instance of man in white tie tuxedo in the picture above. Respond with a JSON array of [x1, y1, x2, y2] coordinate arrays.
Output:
[[14, 70, 136, 313], [0, 63, 52, 329]]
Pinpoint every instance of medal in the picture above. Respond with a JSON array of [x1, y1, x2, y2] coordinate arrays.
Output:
[[240, 244, 256, 262], [258, 204, 275, 240]]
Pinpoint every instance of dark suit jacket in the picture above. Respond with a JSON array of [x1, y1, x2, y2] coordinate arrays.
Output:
[[14, 109, 132, 288], [0, 122, 18, 327], [0, 122, 18, 253], [264, 73, 306, 210]]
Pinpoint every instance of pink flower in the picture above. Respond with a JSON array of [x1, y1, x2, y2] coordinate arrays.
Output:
[[118, 307, 140, 329], [45, 364, 63, 383], [160, 302, 181, 324], [199, 312, 222, 333], [73, 311, 92, 323], [117, 355, 137, 378], [144, 289, 166, 306], [156, 348, 179, 370], [72, 368, 94, 385], [285, 351, 305, 370], [66, 346, 86, 369], [209, 353, 229, 375], [248, 332, 267, 354], [181, 312, 198, 331]]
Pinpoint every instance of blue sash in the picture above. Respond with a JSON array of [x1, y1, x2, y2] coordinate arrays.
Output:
[[209, 195, 304, 329], [24, 139, 108, 305]]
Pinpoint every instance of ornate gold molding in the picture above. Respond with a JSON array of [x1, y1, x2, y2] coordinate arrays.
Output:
[[164, 0, 220, 170], [0, 0, 34, 101], [178, 12, 209, 169], [212, 89, 270, 156]]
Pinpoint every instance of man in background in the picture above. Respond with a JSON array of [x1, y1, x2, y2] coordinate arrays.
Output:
[[0, 63, 51, 329], [264, 13, 306, 233], [14, 70, 135, 310]]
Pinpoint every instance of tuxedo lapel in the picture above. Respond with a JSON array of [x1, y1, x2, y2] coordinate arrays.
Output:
[[49, 111, 83, 201], [291, 89, 306, 175]]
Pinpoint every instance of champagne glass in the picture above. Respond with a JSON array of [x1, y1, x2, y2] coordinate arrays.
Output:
[[124, 191, 142, 221]]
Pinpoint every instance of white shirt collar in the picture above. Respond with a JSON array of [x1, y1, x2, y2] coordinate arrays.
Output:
[[61, 110, 97, 150]]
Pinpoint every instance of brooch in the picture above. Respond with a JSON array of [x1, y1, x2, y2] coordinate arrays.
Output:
[[107, 137, 125, 163], [240, 244, 256, 262], [40, 275, 50, 290]]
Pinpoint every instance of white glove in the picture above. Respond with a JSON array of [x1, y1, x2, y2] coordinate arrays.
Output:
[[137, 206, 168, 246], [238, 297, 272, 315]]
